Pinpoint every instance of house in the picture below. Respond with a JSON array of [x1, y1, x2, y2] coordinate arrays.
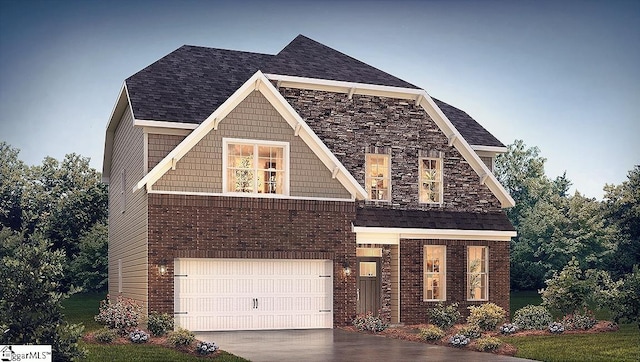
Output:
[[102, 35, 516, 331]]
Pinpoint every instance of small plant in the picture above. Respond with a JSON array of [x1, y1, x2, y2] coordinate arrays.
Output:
[[196, 341, 219, 355], [427, 302, 461, 330], [513, 304, 553, 330], [466, 303, 506, 331], [128, 329, 149, 344], [94, 295, 143, 335], [418, 325, 445, 341], [458, 324, 481, 339], [548, 322, 565, 334], [352, 312, 388, 333], [167, 328, 195, 346], [499, 323, 518, 335], [562, 308, 597, 330], [93, 327, 117, 343], [148, 311, 174, 336], [475, 336, 502, 352], [448, 334, 470, 347]]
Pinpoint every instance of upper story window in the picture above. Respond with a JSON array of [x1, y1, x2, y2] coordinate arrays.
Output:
[[467, 246, 488, 301], [223, 138, 288, 195], [419, 157, 443, 204], [365, 153, 391, 201], [424, 245, 446, 301]]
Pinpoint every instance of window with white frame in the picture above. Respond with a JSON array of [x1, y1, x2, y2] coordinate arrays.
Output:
[[467, 246, 488, 300], [424, 245, 446, 301], [419, 157, 443, 203], [365, 153, 390, 201], [224, 139, 288, 195]]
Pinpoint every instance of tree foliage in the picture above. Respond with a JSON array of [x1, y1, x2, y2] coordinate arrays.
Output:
[[69, 222, 108, 292], [0, 142, 26, 230], [0, 228, 86, 361]]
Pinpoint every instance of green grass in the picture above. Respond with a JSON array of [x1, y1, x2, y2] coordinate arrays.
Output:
[[63, 292, 249, 361], [506, 291, 640, 361]]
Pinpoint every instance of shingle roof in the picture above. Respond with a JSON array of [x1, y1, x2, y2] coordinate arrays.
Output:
[[125, 34, 503, 147], [354, 207, 515, 231], [433, 98, 505, 148]]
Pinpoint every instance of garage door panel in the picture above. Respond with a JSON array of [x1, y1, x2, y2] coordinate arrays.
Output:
[[174, 259, 333, 331]]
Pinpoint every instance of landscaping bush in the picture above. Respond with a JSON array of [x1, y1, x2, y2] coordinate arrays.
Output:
[[562, 308, 597, 330], [128, 329, 149, 344], [540, 258, 592, 315], [458, 324, 482, 339], [427, 302, 461, 330], [148, 311, 174, 336], [548, 322, 565, 334], [448, 334, 470, 347], [475, 336, 502, 352], [94, 295, 143, 335], [167, 328, 195, 346], [466, 303, 506, 331], [499, 323, 518, 335], [513, 304, 553, 330], [94, 327, 117, 344], [352, 312, 388, 333], [196, 341, 219, 355], [418, 325, 445, 341]]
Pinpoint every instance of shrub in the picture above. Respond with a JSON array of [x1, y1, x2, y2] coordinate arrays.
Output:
[[562, 308, 597, 330], [94, 327, 118, 344], [94, 295, 143, 335], [427, 302, 461, 330], [513, 305, 553, 330], [540, 258, 593, 315], [128, 329, 149, 344], [148, 311, 174, 336], [167, 328, 195, 346], [196, 341, 219, 355], [548, 322, 565, 334], [475, 336, 502, 352], [458, 324, 481, 339], [499, 323, 518, 335], [466, 303, 506, 331], [448, 334, 470, 347], [352, 312, 388, 333], [418, 325, 445, 341]]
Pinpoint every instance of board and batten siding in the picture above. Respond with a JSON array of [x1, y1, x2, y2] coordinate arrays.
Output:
[[151, 91, 352, 199], [108, 106, 149, 308]]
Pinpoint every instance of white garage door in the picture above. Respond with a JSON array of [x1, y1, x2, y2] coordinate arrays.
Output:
[[174, 258, 334, 331]]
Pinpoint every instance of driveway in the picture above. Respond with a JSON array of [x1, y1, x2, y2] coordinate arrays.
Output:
[[196, 329, 534, 362]]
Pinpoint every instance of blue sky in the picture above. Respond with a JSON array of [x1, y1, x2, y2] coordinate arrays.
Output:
[[1, 0, 638, 199]]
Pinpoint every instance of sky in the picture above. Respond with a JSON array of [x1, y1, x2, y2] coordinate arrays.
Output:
[[1, 0, 638, 199]]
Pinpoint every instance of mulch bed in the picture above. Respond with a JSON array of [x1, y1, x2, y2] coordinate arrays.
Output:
[[82, 332, 221, 359], [340, 320, 618, 357]]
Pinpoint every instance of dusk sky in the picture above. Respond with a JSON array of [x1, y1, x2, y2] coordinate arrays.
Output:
[[1, 0, 638, 199]]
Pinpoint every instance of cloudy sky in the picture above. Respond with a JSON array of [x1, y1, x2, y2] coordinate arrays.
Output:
[[1, 0, 638, 199]]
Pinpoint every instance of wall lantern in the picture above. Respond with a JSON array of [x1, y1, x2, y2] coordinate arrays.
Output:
[[158, 264, 167, 276], [342, 261, 351, 276]]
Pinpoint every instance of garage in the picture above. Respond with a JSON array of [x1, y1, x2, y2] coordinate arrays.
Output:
[[174, 258, 334, 331]]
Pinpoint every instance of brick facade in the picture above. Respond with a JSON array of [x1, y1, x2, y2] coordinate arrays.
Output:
[[400, 239, 510, 324], [147, 194, 358, 326]]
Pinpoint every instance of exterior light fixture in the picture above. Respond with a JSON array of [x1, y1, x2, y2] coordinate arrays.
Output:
[[342, 261, 351, 276], [158, 264, 167, 275]]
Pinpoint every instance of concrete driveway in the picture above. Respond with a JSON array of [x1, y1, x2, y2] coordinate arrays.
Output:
[[196, 329, 533, 362]]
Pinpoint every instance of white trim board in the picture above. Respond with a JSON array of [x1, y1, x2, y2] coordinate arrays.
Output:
[[147, 189, 355, 202], [354, 226, 516, 242]]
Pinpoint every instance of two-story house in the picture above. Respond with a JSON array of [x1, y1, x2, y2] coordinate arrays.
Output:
[[102, 35, 515, 332]]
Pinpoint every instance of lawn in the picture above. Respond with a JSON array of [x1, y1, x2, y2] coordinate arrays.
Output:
[[62, 292, 248, 361], [505, 291, 640, 362]]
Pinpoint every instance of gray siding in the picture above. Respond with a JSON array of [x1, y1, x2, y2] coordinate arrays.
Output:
[[108, 106, 148, 308], [153, 91, 351, 199]]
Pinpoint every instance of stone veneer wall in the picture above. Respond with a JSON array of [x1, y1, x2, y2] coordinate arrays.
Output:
[[400, 239, 510, 324], [147, 194, 358, 326], [280, 88, 502, 213]]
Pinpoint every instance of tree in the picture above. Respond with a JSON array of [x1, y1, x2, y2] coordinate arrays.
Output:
[[602, 165, 640, 279], [608, 265, 640, 330], [540, 258, 593, 315], [0, 228, 85, 361], [0, 142, 26, 230], [69, 222, 108, 292]]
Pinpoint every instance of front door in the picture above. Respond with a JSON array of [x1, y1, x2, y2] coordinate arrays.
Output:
[[356, 257, 381, 315]]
